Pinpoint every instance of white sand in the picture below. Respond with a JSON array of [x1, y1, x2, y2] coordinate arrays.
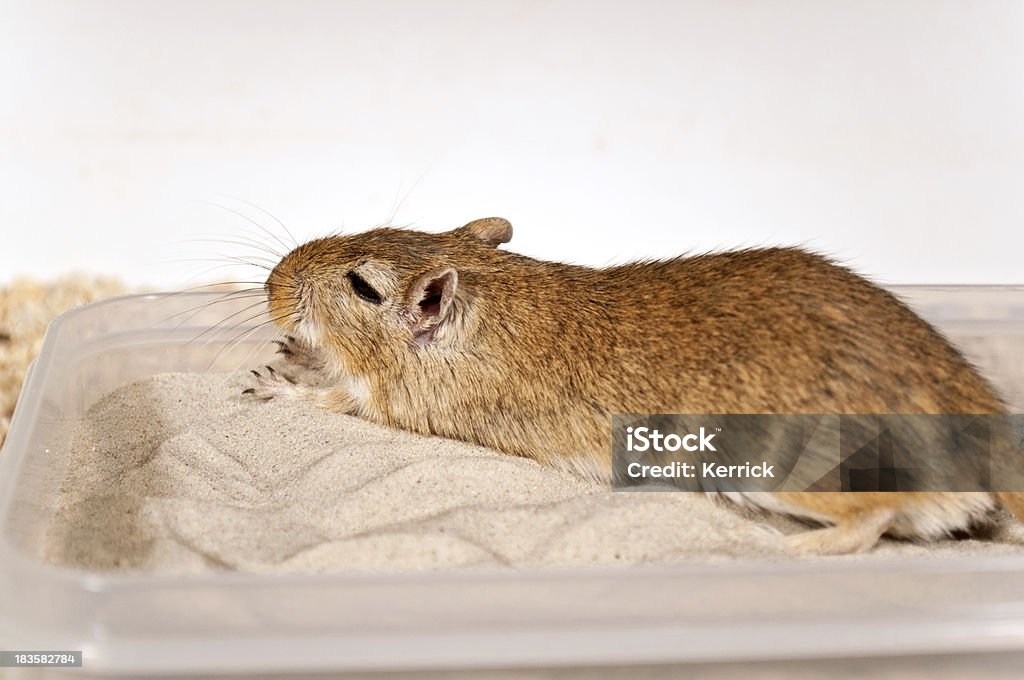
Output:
[[45, 373, 1024, 574]]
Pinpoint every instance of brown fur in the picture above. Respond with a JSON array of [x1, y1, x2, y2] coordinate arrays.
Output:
[[253, 218, 1019, 555]]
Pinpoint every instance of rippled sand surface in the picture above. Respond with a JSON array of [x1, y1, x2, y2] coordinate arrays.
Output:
[[46, 373, 1024, 573]]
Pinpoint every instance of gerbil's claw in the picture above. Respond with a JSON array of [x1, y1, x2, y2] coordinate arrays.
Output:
[[242, 362, 306, 402], [263, 364, 297, 385], [276, 334, 326, 373]]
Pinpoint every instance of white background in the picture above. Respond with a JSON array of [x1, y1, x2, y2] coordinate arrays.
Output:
[[2, 0, 1022, 288]]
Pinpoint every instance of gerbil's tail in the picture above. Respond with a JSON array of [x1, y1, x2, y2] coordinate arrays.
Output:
[[997, 493, 1024, 525]]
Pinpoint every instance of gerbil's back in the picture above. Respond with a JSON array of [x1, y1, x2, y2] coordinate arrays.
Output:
[[592, 247, 1003, 415]]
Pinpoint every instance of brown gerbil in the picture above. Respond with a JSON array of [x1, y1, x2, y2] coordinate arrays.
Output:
[[246, 217, 1021, 555]]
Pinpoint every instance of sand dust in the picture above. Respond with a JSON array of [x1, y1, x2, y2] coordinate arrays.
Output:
[[45, 373, 1024, 574]]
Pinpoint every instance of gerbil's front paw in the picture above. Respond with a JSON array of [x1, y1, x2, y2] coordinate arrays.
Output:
[[274, 335, 325, 373], [242, 369, 361, 415], [242, 365, 307, 402]]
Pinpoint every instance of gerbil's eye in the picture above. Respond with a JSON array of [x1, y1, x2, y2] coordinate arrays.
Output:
[[347, 271, 383, 304]]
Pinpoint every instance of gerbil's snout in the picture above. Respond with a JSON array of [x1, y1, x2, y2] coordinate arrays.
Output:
[[265, 250, 309, 333]]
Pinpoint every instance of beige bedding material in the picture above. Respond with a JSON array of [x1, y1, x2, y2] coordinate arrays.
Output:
[[0, 276, 127, 448]]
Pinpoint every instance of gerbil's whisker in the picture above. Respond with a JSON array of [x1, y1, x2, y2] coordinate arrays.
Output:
[[222, 334, 275, 386], [223, 318, 300, 384], [156, 291, 269, 331], [207, 311, 301, 374], [206, 314, 282, 367], [153, 287, 264, 320], [151, 282, 269, 303], [165, 241, 282, 266], [384, 168, 430, 228], [201, 200, 295, 257], [175, 265, 268, 287], [177, 236, 285, 260], [186, 302, 280, 347], [173, 256, 275, 272], [215, 194, 300, 249], [194, 249, 280, 267]]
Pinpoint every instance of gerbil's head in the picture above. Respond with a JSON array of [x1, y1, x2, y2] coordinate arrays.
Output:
[[264, 217, 512, 373]]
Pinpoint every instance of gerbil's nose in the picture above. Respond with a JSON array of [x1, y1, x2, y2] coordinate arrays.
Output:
[[264, 266, 279, 299], [266, 255, 301, 294], [265, 258, 306, 331]]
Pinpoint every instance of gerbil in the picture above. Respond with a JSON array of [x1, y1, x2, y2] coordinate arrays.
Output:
[[245, 217, 1022, 555]]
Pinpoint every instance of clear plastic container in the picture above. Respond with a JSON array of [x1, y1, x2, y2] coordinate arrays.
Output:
[[1, 288, 1024, 679]]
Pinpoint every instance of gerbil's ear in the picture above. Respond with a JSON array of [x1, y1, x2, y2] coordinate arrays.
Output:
[[456, 217, 512, 247], [406, 267, 459, 345]]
